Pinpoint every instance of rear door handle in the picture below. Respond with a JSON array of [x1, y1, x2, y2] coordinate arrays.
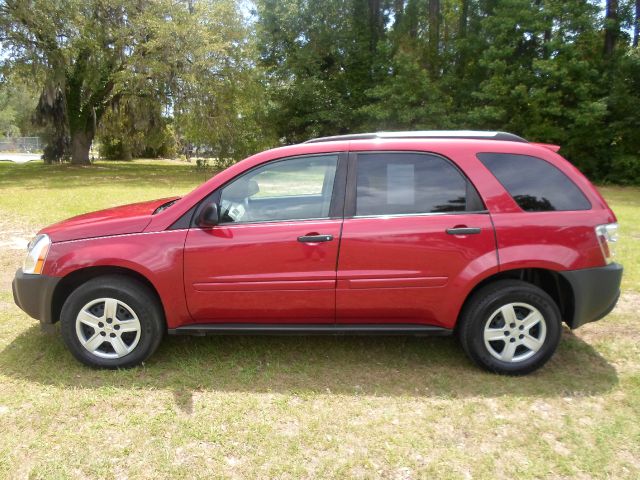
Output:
[[446, 227, 481, 235], [298, 234, 334, 243]]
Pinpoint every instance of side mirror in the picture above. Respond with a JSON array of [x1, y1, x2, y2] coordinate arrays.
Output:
[[198, 202, 219, 227]]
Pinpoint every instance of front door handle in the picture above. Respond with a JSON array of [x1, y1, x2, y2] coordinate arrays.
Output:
[[298, 234, 334, 243], [446, 227, 481, 235]]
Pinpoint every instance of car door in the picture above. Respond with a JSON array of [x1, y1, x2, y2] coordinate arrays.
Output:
[[336, 151, 498, 328], [184, 153, 347, 323]]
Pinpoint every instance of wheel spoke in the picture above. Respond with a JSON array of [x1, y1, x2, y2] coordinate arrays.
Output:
[[500, 304, 517, 325], [521, 334, 543, 352], [104, 298, 118, 320], [110, 336, 129, 356], [484, 328, 506, 342], [522, 311, 543, 330], [83, 333, 105, 352], [117, 318, 140, 333], [77, 310, 102, 328], [500, 341, 517, 362]]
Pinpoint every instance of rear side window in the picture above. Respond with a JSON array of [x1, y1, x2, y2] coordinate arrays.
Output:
[[355, 152, 481, 216], [477, 153, 591, 212]]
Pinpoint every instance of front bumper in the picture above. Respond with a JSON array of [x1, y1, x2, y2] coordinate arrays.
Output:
[[559, 262, 623, 329], [12, 269, 61, 325]]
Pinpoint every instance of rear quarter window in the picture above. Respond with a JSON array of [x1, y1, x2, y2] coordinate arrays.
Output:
[[477, 153, 591, 212]]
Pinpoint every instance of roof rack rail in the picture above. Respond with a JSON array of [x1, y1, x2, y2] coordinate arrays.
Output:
[[304, 130, 528, 144]]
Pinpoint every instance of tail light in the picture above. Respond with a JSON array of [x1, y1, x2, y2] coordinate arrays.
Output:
[[595, 223, 618, 264]]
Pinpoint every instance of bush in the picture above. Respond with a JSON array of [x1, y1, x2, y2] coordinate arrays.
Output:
[[606, 155, 640, 185]]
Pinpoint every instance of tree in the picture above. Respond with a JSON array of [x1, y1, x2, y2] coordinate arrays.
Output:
[[98, 97, 177, 160], [427, 0, 441, 76], [604, 0, 620, 57], [0, 67, 42, 139], [634, 0, 639, 47], [255, 0, 391, 143], [0, 0, 243, 164], [171, 0, 275, 164]]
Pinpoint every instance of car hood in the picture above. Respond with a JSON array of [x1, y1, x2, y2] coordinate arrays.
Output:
[[41, 197, 179, 243]]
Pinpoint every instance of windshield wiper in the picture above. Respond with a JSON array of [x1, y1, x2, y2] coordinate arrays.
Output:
[[153, 198, 180, 214]]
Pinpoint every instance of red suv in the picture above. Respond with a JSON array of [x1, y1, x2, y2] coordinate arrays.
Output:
[[12, 131, 623, 374]]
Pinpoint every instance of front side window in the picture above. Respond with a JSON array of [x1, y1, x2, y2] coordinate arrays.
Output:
[[477, 153, 591, 212], [219, 154, 338, 223], [355, 152, 473, 216]]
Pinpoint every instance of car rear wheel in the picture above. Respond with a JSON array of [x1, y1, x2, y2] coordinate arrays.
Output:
[[458, 280, 562, 375], [60, 275, 164, 369]]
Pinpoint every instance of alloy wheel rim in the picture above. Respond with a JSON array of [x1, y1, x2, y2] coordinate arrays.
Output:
[[75, 297, 141, 359], [483, 302, 547, 363]]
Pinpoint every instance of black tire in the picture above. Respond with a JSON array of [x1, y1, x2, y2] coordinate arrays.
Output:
[[60, 275, 165, 369], [458, 280, 562, 375]]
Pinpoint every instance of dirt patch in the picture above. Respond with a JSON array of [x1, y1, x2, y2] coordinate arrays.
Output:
[[0, 217, 36, 249], [612, 291, 640, 317], [0, 217, 37, 286], [577, 292, 640, 344]]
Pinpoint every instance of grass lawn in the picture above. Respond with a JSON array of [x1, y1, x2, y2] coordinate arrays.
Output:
[[0, 160, 639, 479]]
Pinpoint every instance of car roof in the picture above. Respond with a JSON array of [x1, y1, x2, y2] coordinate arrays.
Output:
[[304, 131, 528, 144]]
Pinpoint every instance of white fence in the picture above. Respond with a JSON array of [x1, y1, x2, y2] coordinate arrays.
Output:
[[0, 137, 42, 153]]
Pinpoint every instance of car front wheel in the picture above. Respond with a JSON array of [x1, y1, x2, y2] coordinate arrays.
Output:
[[60, 275, 164, 369], [458, 280, 562, 375]]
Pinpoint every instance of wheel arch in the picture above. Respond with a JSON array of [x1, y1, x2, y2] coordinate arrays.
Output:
[[456, 268, 574, 330], [51, 266, 166, 326]]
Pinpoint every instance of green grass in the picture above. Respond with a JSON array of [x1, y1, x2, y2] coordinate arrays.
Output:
[[597, 186, 640, 292], [0, 160, 639, 479], [0, 160, 212, 228]]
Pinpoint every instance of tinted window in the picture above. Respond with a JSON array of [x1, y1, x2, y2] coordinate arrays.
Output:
[[219, 154, 338, 223], [356, 153, 469, 216], [477, 153, 590, 212]]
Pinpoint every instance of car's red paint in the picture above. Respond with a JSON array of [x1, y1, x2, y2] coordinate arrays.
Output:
[[43, 197, 179, 243], [531, 142, 561, 153], [42, 230, 192, 327], [336, 214, 498, 329], [38, 138, 616, 330], [183, 220, 342, 323]]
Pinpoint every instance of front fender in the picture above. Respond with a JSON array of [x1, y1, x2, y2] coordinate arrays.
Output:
[[44, 230, 191, 328]]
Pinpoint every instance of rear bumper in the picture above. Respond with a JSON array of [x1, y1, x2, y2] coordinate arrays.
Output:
[[559, 263, 623, 329], [12, 269, 60, 325]]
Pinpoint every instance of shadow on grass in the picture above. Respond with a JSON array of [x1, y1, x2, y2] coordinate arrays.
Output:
[[0, 325, 618, 402]]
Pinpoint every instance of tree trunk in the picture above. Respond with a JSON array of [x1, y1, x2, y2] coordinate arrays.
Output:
[[604, 0, 619, 57], [457, 0, 469, 76], [393, 0, 404, 29], [121, 140, 133, 161], [634, 0, 639, 47], [428, 0, 441, 76], [459, 0, 468, 40], [70, 130, 93, 164], [367, 0, 383, 53]]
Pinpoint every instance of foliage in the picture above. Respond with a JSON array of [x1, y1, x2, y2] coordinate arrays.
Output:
[[0, 0, 255, 164], [98, 98, 178, 160], [173, 1, 276, 163], [254, 0, 392, 143], [0, 72, 40, 139], [0, 1, 639, 182], [255, 0, 640, 183]]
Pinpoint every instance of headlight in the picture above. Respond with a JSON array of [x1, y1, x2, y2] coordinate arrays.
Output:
[[23, 234, 51, 274]]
